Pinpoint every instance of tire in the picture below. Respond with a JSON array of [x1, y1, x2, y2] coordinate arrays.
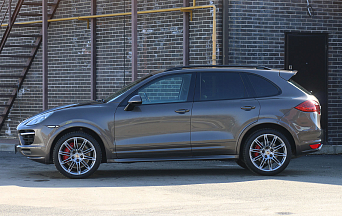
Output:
[[243, 129, 292, 176], [235, 159, 247, 169], [53, 131, 102, 179]]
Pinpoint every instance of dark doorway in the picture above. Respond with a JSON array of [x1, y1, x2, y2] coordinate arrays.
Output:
[[285, 33, 328, 143]]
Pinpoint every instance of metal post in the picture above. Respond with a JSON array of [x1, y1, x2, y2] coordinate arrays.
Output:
[[42, 0, 48, 110], [8, 0, 11, 26], [223, 0, 229, 65], [131, 0, 138, 81], [183, 0, 189, 66], [91, 0, 96, 100]]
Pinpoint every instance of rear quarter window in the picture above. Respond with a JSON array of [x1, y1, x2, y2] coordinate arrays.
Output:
[[247, 74, 281, 97]]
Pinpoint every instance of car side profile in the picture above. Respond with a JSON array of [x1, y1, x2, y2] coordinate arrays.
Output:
[[16, 65, 322, 178]]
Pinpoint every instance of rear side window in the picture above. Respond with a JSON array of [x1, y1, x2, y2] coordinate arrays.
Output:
[[198, 72, 247, 101], [247, 74, 280, 97]]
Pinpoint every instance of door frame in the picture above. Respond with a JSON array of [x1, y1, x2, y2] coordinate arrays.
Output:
[[284, 32, 328, 144]]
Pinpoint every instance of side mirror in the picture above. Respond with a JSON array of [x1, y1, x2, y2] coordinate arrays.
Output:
[[124, 95, 142, 111]]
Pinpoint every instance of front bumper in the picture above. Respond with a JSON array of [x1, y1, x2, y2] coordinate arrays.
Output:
[[16, 144, 48, 164], [16, 125, 54, 164]]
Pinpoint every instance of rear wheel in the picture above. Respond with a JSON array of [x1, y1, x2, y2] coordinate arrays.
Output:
[[243, 129, 291, 176], [53, 132, 102, 179]]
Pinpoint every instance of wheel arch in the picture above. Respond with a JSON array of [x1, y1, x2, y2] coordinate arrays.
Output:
[[237, 123, 296, 159], [49, 127, 107, 164]]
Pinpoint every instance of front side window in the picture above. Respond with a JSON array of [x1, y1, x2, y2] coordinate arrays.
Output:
[[199, 72, 247, 101], [137, 73, 192, 105], [105, 73, 153, 102]]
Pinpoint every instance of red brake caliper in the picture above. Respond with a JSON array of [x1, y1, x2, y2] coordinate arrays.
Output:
[[63, 143, 74, 161], [254, 145, 261, 157]]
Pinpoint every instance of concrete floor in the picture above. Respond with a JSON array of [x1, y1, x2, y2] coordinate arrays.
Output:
[[0, 139, 18, 152], [0, 152, 341, 215]]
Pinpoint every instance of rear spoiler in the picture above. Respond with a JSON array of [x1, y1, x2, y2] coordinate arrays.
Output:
[[279, 70, 297, 81]]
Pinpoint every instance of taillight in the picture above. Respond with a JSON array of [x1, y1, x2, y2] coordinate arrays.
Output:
[[295, 100, 321, 114]]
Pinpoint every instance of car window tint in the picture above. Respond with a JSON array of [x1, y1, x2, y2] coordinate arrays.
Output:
[[247, 74, 280, 97], [138, 74, 192, 105], [200, 72, 247, 101]]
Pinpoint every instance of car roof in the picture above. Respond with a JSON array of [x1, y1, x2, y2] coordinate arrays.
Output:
[[155, 65, 297, 81], [164, 65, 273, 72]]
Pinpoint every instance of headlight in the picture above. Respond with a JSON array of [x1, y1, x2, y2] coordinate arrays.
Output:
[[25, 112, 54, 126]]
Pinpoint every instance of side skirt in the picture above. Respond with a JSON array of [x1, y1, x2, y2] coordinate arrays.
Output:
[[107, 155, 239, 163]]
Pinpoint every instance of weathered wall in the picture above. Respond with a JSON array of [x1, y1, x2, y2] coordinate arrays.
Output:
[[2, 0, 340, 145], [0, 0, 222, 137]]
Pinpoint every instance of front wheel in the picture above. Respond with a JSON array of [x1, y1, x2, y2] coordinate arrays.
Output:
[[53, 132, 102, 179], [243, 129, 292, 176]]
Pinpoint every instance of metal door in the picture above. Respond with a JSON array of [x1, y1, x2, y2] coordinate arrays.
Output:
[[285, 33, 328, 142]]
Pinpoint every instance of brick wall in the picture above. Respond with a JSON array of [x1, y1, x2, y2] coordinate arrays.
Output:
[[0, 0, 222, 137], [3, 0, 339, 145], [227, 0, 342, 145]]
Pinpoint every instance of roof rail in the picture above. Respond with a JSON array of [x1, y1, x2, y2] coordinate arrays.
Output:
[[165, 65, 271, 72]]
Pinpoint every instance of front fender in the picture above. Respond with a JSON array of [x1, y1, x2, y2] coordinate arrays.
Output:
[[45, 121, 114, 163]]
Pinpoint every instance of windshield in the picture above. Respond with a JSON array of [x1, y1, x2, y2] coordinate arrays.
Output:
[[104, 74, 154, 102]]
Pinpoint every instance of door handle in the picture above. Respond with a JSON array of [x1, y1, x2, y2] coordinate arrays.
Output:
[[175, 109, 190, 114], [241, 106, 256, 111]]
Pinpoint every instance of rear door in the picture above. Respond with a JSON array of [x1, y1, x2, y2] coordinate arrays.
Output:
[[191, 72, 260, 156]]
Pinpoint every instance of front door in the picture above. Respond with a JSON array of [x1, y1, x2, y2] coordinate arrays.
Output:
[[114, 73, 194, 159], [285, 33, 328, 142]]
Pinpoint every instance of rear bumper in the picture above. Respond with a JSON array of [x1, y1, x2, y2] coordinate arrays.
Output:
[[280, 108, 322, 156], [301, 143, 323, 153]]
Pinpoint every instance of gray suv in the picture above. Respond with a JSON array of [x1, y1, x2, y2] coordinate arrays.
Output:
[[16, 66, 322, 178]]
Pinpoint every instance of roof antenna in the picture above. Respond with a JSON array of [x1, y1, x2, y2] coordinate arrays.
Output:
[[306, 0, 314, 17]]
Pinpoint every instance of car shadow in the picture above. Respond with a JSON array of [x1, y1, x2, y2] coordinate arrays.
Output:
[[1, 153, 341, 188]]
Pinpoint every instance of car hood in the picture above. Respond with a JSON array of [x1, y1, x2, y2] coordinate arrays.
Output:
[[18, 101, 105, 126], [42, 101, 103, 114]]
